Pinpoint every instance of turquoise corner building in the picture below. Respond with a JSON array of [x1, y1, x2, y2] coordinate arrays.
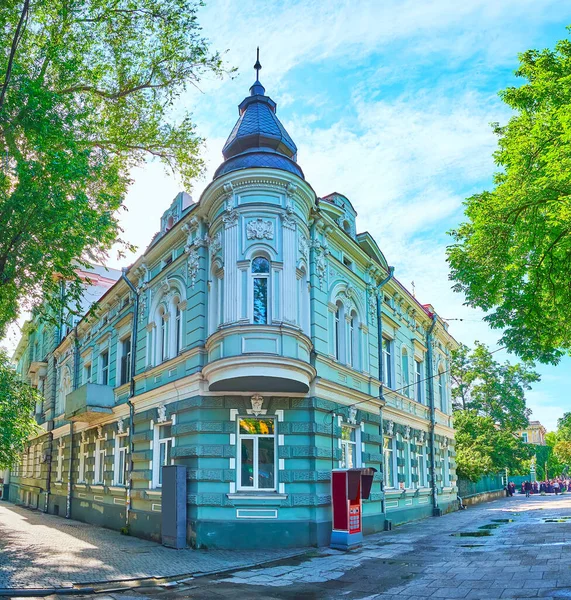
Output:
[[6, 63, 460, 549]]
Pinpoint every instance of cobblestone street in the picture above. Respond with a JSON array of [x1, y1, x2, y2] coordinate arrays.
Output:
[[0, 503, 305, 588], [2, 495, 571, 598]]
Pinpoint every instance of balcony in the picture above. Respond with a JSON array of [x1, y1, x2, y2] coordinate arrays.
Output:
[[27, 361, 47, 388], [203, 325, 315, 393], [65, 383, 115, 423]]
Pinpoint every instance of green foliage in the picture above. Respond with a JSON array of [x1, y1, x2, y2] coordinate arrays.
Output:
[[554, 440, 571, 467], [556, 412, 571, 441], [447, 28, 571, 363], [0, 0, 227, 335], [453, 410, 533, 482], [451, 342, 538, 431], [0, 349, 39, 469], [544, 431, 565, 478]]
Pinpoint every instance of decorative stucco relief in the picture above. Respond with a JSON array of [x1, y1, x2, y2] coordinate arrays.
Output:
[[246, 218, 274, 240]]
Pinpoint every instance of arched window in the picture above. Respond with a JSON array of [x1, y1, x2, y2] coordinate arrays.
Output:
[[252, 257, 270, 324], [402, 348, 410, 396], [334, 300, 344, 361], [160, 307, 168, 361], [349, 311, 359, 369], [438, 369, 446, 412], [174, 299, 182, 354]]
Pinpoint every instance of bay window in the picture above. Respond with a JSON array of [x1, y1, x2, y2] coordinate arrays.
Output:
[[237, 417, 276, 491]]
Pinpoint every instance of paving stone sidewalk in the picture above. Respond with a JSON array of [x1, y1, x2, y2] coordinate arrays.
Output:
[[0, 503, 306, 588], [83, 493, 570, 600]]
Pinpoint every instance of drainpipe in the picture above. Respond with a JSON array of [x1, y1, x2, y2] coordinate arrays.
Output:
[[426, 313, 439, 516], [66, 326, 80, 519], [376, 266, 394, 515], [43, 431, 53, 514], [121, 269, 139, 530]]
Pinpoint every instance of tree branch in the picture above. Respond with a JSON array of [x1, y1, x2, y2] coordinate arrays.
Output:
[[0, 0, 30, 113]]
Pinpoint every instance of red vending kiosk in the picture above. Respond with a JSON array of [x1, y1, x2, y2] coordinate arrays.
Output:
[[331, 467, 377, 550]]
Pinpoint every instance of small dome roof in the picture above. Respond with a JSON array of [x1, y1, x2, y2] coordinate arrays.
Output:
[[214, 51, 303, 180]]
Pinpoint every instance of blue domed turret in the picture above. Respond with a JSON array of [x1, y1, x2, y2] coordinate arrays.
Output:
[[214, 49, 304, 180]]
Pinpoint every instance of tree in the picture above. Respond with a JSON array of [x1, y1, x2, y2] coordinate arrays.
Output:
[[453, 410, 532, 481], [0, 0, 227, 335], [451, 342, 538, 432], [0, 349, 39, 469], [553, 440, 571, 469], [556, 412, 571, 441], [447, 28, 571, 364]]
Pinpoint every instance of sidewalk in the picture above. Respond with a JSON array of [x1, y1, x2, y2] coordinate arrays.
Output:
[[0, 503, 306, 588]]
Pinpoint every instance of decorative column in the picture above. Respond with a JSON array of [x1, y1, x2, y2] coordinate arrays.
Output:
[[222, 185, 239, 325], [282, 190, 298, 325]]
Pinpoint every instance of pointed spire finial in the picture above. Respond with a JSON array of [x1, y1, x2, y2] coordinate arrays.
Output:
[[254, 47, 262, 82]]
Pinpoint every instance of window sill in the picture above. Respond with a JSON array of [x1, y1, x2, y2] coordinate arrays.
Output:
[[74, 483, 87, 489], [91, 484, 105, 491], [227, 492, 287, 506], [108, 485, 127, 494], [146, 489, 162, 498]]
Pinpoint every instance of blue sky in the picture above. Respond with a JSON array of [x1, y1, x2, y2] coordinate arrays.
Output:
[[7, 1, 571, 429]]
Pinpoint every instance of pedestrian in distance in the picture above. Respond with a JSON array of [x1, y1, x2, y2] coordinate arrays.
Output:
[[524, 480, 532, 498]]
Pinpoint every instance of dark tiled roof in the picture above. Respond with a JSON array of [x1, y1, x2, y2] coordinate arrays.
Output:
[[214, 152, 304, 179], [214, 78, 303, 180]]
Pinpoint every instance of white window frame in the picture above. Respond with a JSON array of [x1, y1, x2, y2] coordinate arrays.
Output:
[[78, 439, 89, 483], [382, 337, 393, 388], [114, 432, 129, 486], [401, 347, 410, 396], [83, 361, 92, 385], [160, 307, 169, 362], [174, 300, 182, 355], [419, 444, 428, 487], [34, 445, 41, 478], [119, 336, 132, 386], [94, 437, 105, 484], [99, 349, 110, 385], [340, 423, 362, 469], [383, 436, 397, 488], [251, 256, 271, 325], [415, 359, 423, 403], [152, 422, 174, 489], [521, 432, 528, 443], [237, 417, 277, 492], [438, 370, 446, 412], [443, 448, 451, 486], [56, 440, 64, 482], [297, 266, 310, 335]]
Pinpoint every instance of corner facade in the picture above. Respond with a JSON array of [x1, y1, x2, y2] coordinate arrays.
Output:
[[7, 70, 459, 549]]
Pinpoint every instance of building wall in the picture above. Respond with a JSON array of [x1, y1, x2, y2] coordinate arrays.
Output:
[[8, 169, 458, 549]]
